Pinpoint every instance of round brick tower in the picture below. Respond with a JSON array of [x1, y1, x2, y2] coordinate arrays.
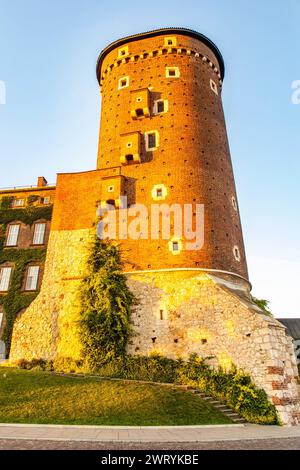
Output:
[[96, 28, 248, 282]]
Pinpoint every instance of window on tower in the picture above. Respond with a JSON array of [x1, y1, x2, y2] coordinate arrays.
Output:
[[145, 131, 159, 151], [118, 46, 129, 58], [166, 67, 180, 78], [233, 246, 241, 262], [164, 37, 177, 47], [148, 134, 156, 148], [151, 184, 167, 200], [135, 108, 144, 117], [168, 238, 182, 255], [118, 76, 129, 90], [210, 79, 218, 95], [153, 99, 168, 115]]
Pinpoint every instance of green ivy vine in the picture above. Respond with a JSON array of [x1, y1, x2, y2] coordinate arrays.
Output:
[[0, 203, 53, 355]]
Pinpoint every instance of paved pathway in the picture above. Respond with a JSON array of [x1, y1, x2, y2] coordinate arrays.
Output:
[[1, 438, 300, 450], [0, 423, 300, 443]]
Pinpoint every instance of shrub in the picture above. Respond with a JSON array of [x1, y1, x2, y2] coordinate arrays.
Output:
[[79, 238, 134, 369], [16, 358, 53, 371]]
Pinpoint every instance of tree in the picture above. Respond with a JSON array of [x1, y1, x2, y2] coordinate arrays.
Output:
[[80, 238, 134, 369]]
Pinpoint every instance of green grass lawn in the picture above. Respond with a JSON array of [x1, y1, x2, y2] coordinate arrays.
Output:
[[0, 367, 233, 426]]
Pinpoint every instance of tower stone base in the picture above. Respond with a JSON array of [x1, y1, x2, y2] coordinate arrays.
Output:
[[9, 230, 300, 426], [127, 270, 300, 425]]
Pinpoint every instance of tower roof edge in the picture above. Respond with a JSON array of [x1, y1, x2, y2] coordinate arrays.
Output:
[[96, 27, 225, 84]]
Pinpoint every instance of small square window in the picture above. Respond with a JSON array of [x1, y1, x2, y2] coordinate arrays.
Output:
[[118, 46, 129, 58], [118, 76, 129, 90], [125, 155, 134, 162], [152, 184, 167, 200], [166, 67, 180, 78], [164, 37, 177, 47], [135, 108, 144, 117]]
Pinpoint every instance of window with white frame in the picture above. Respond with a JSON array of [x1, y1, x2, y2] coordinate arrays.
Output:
[[118, 46, 129, 58], [168, 238, 182, 255], [0, 267, 12, 292], [153, 99, 168, 115], [210, 79, 218, 95], [165, 67, 180, 78], [231, 196, 238, 211], [118, 76, 129, 90], [145, 131, 159, 151], [6, 224, 20, 246], [13, 199, 25, 207], [151, 184, 167, 201], [33, 223, 46, 245], [42, 197, 50, 205], [25, 266, 40, 291], [233, 246, 241, 262], [164, 37, 177, 47]]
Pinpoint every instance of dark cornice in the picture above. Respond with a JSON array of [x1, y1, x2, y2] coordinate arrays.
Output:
[[96, 27, 225, 84]]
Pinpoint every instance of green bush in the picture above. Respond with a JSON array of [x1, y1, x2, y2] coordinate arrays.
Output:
[[52, 357, 84, 373], [79, 238, 134, 369], [16, 358, 53, 371], [176, 354, 279, 425], [95, 354, 181, 383]]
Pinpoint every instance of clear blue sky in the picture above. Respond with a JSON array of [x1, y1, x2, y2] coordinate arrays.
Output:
[[0, 0, 299, 318]]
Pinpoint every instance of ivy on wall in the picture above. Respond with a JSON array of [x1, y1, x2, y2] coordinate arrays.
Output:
[[0, 202, 53, 355]]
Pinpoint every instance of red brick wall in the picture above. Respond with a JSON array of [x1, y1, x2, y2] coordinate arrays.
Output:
[[94, 32, 248, 278]]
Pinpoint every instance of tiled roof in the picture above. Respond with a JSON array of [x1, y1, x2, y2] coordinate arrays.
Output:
[[278, 318, 300, 339]]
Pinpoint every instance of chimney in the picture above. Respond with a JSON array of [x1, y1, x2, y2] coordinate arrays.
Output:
[[37, 176, 48, 187]]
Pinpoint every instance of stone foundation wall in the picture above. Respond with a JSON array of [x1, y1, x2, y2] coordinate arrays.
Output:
[[9, 228, 94, 361], [9, 231, 300, 425], [126, 270, 300, 425]]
